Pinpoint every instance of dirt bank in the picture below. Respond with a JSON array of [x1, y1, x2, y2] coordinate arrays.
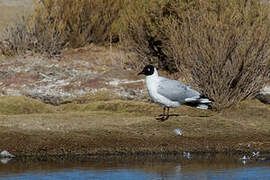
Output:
[[0, 97, 270, 158]]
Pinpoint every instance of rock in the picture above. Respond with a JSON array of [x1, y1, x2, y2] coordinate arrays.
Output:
[[256, 86, 270, 104], [0, 150, 15, 158], [173, 129, 183, 136], [252, 152, 260, 157], [183, 152, 191, 159]]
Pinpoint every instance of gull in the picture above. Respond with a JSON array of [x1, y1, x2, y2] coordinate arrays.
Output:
[[138, 65, 211, 121]]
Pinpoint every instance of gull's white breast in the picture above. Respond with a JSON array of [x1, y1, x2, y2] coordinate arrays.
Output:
[[145, 76, 180, 108]]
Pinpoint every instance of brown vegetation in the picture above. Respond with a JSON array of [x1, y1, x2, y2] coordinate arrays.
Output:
[[125, 0, 270, 110], [165, 0, 270, 110], [0, 96, 270, 156], [123, 0, 176, 72], [0, 0, 125, 56], [1, 0, 270, 110]]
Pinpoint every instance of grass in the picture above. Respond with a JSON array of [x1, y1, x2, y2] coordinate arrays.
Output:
[[0, 0, 269, 111], [0, 0, 127, 56], [0, 96, 55, 115], [0, 96, 269, 155], [124, 0, 270, 110], [166, 0, 270, 110], [0, 96, 159, 116], [0, 96, 269, 120]]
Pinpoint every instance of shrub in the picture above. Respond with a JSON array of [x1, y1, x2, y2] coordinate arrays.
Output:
[[165, 0, 270, 110], [125, 0, 270, 110], [123, 0, 178, 72], [0, 0, 125, 56], [0, 16, 65, 56]]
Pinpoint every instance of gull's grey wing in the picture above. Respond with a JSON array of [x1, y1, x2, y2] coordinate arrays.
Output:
[[157, 77, 200, 102]]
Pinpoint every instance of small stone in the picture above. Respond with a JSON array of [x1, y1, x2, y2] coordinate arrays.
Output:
[[173, 129, 183, 136], [252, 152, 260, 157], [0, 150, 15, 158], [183, 152, 191, 159]]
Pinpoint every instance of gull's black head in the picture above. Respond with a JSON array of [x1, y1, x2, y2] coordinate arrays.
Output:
[[138, 65, 155, 76]]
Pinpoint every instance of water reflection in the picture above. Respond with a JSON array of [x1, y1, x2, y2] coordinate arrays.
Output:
[[0, 154, 270, 179]]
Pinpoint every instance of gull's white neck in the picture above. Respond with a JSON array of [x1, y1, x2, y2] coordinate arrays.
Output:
[[145, 68, 159, 80], [145, 68, 159, 96]]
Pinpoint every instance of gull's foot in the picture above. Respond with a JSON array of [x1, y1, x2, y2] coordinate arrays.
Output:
[[169, 114, 180, 117], [155, 115, 169, 122]]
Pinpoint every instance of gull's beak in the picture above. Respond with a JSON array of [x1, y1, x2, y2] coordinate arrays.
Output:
[[138, 70, 144, 75]]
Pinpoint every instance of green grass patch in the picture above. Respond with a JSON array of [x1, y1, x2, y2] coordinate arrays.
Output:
[[59, 100, 159, 116], [0, 96, 56, 115], [0, 96, 269, 122], [0, 96, 159, 116]]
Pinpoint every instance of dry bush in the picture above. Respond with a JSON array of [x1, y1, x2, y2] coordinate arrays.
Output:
[[165, 0, 270, 110], [0, 0, 125, 56], [124, 0, 270, 110], [0, 16, 64, 56], [123, 0, 178, 72], [32, 0, 125, 47]]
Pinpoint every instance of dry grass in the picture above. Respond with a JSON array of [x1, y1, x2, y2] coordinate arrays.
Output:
[[165, 0, 270, 110], [122, 0, 177, 72], [1, 0, 269, 110], [1, 96, 270, 156], [0, 96, 55, 115], [0, 0, 126, 56], [1, 96, 269, 119], [0, 96, 159, 116], [125, 0, 270, 110], [0, 96, 269, 139], [0, 1, 33, 30], [0, 100, 269, 156]]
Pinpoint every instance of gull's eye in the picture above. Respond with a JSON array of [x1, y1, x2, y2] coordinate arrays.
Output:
[[147, 68, 150, 71]]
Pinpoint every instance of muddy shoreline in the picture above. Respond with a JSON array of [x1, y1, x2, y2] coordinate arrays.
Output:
[[2, 131, 270, 159], [1, 129, 270, 160], [0, 99, 270, 160]]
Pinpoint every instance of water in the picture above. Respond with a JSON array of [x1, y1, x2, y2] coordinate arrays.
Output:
[[0, 155, 270, 180]]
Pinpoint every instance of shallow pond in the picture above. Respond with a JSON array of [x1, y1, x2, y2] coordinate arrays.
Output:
[[0, 154, 270, 180]]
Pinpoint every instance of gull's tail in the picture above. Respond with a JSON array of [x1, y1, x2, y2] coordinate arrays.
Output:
[[184, 95, 212, 109]]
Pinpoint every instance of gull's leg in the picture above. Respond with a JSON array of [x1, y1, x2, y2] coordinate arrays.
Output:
[[163, 107, 170, 121], [158, 107, 166, 117], [156, 107, 166, 121], [166, 107, 170, 119]]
